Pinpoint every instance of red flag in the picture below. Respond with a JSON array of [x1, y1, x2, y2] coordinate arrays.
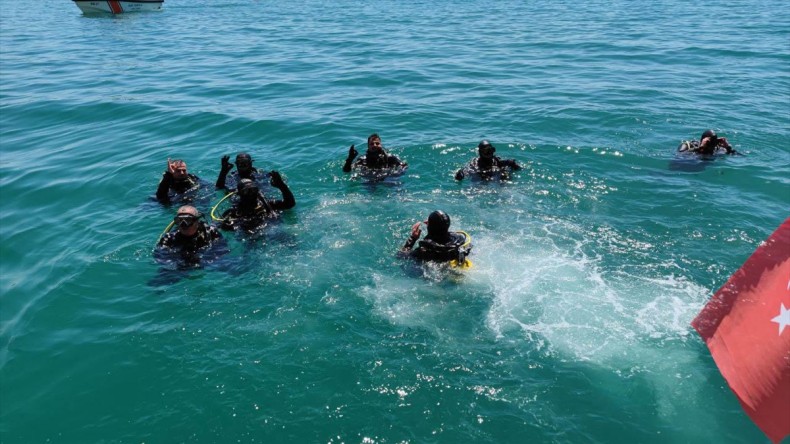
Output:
[[692, 217, 790, 443]]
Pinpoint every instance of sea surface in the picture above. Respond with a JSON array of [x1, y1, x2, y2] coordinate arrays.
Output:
[[1, 0, 789, 442]]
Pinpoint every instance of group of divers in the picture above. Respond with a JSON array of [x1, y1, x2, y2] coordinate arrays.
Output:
[[154, 130, 737, 270]]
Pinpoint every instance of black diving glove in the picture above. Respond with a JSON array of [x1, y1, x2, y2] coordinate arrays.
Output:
[[220, 155, 234, 173], [347, 144, 358, 161], [269, 171, 286, 188]]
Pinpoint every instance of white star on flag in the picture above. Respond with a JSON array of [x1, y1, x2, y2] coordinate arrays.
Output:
[[770, 303, 790, 335]]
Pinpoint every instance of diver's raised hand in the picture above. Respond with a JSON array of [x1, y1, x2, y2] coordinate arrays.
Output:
[[409, 221, 422, 240], [347, 144, 358, 161], [220, 155, 234, 173], [401, 221, 423, 251], [269, 170, 286, 188], [342, 145, 359, 172]]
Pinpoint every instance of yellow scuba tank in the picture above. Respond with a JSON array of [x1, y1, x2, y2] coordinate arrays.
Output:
[[449, 231, 473, 269]]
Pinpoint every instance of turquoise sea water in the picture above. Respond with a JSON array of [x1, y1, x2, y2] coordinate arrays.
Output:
[[1, 0, 789, 442]]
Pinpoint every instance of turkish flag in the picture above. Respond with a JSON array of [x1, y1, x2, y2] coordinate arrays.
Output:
[[692, 217, 790, 443]]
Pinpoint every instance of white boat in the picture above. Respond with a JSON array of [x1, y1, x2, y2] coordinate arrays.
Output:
[[73, 0, 163, 14]]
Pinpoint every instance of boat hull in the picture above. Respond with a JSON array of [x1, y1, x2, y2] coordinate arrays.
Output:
[[73, 0, 163, 14]]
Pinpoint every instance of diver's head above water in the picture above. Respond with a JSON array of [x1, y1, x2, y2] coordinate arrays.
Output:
[[168, 159, 189, 182], [175, 205, 201, 236], [478, 140, 496, 159], [700, 129, 718, 143], [696, 129, 736, 155], [237, 178, 260, 202], [367, 133, 383, 153], [426, 210, 451, 241], [235, 152, 254, 176]]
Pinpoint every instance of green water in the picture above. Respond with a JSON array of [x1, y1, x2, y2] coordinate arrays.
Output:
[[1, 0, 789, 442]]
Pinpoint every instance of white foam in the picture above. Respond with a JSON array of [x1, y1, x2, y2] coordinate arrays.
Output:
[[360, 272, 444, 329], [472, 218, 720, 425], [475, 220, 710, 365]]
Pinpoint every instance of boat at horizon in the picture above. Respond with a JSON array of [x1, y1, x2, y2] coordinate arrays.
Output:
[[73, 0, 163, 14]]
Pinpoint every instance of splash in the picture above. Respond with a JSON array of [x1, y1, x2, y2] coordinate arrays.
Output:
[[476, 218, 710, 365]]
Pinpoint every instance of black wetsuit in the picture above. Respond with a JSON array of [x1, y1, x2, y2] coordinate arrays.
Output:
[[154, 222, 226, 269], [455, 156, 521, 180], [156, 172, 200, 203], [220, 184, 295, 231], [216, 168, 268, 191], [157, 223, 223, 253], [344, 150, 405, 172], [410, 232, 471, 263]]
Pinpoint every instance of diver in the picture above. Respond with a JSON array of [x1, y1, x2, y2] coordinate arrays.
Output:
[[151, 205, 229, 285], [342, 133, 407, 172], [400, 210, 472, 266], [455, 140, 522, 181], [156, 159, 201, 204], [677, 130, 737, 155], [216, 152, 268, 191], [219, 171, 295, 231], [156, 205, 224, 259]]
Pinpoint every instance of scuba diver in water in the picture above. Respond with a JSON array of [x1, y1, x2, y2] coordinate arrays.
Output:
[[216, 152, 268, 191], [151, 205, 229, 285], [400, 210, 472, 266], [455, 140, 522, 181], [677, 130, 737, 155], [219, 172, 295, 231], [343, 133, 407, 172], [156, 159, 201, 204], [156, 205, 224, 259]]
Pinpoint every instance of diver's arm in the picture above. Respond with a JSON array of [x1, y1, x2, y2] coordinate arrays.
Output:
[[718, 137, 737, 154], [455, 160, 475, 180], [401, 222, 422, 252], [268, 171, 296, 210], [215, 173, 227, 189], [499, 158, 522, 170], [156, 172, 172, 203], [342, 145, 358, 172], [269, 185, 295, 210]]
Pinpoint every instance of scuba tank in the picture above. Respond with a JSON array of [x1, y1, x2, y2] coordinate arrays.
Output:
[[416, 231, 473, 268]]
